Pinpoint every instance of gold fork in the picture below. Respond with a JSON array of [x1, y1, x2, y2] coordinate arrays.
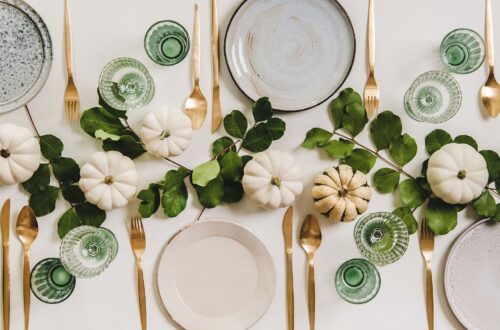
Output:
[[131, 216, 147, 330], [64, 0, 80, 124], [419, 217, 434, 330], [363, 0, 379, 120]]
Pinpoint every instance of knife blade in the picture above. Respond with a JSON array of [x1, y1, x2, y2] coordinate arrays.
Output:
[[1, 198, 10, 330], [283, 206, 294, 330]]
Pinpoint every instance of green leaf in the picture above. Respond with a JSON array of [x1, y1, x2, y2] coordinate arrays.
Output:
[[195, 175, 224, 208], [39, 135, 63, 160], [370, 111, 403, 150], [416, 176, 432, 193], [102, 134, 146, 159], [137, 184, 160, 218], [98, 89, 128, 119], [75, 202, 106, 227], [220, 151, 243, 181], [321, 139, 354, 159], [95, 129, 121, 141], [222, 180, 244, 203], [57, 208, 81, 239], [252, 97, 273, 122], [342, 149, 376, 174], [496, 177, 500, 194], [425, 129, 452, 155], [29, 186, 59, 217], [241, 126, 273, 153], [480, 150, 500, 182], [393, 207, 418, 234], [262, 117, 286, 140], [22, 164, 50, 194], [425, 199, 458, 235], [341, 102, 368, 137], [373, 168, 400, 193], [242, 155, 253, 168], [421, 159, 429, 177], [52, 157, 80, 184], [473, 191, 497, 218], [61, 185, 86, 204], [223, 110, 248, 138], [331, 88, 362, 129], [164, 167, 190, 190], [389, 133, 418, 166], [192, 160, 221, 187], [162, 168, 190, 217], [399, 179, 428, 208], [80, 107, 128, 137], [492, 204, 500, 222], [454, 135, 478, 150], [301, 128, 333, 149], [212, 137, 235, 157]]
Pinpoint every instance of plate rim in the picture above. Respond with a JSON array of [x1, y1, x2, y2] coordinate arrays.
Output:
[[223, 0, 356, 112]]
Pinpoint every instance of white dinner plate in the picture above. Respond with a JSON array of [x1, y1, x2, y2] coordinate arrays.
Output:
[[445, 220, 500, 330], [157, 219, 276, 330], [224, 0, 355, 111]]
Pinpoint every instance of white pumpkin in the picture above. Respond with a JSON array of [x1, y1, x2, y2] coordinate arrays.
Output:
[[242, 150, 303, 210], [139, 107, 193, 158], [0, 123, 41, 186], [79, 151, 139, 211], [311, 165, 372, 222], [427, 143, 489, 204]]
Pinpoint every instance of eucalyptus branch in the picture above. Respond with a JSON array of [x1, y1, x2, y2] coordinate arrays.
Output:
[[213, 140, 241, 160]]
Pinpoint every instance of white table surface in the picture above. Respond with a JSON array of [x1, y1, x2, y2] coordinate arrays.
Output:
[[1, 0, 499, 329]]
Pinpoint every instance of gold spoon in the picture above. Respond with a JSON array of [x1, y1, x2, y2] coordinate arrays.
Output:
[[16, 206, 38, 330], [481, 0, 500, 118], [299, 215, 322, 330], [186, 3, 208, 129]]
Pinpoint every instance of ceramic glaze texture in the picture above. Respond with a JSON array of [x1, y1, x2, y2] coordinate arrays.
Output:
[[225, 0, 355, 111], [0, 0, 52, 113]]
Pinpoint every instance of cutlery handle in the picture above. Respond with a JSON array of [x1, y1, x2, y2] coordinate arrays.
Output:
[[307, 259, 315, 330], [193, 3, 200, 84], [3, 245, 10, 330], [23, 250, 30, 330], [425, 262, 434, 330], [486, 0, 495, 70], [64, 0, 73, 77], [211, 0, 219, 87], [285, 253, 294, 330], [367, 0, 375, 72], [137, 263, 147, 330]]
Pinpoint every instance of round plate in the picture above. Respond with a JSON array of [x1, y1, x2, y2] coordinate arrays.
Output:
[[0, 0, 52, 113], [144, 20, 190, 66], [445, 220, 500, 330], [157, 219, 276, 330], [225, 0, 355, 111]]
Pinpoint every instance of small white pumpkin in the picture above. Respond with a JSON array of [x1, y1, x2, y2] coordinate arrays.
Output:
[[139, 107, 193, 158], [311, 165, 372, 222], [427, 143, 488, 204], [79, 151, 139, 211], [242, 150, 303, 210], [0, 123, 41, 186]]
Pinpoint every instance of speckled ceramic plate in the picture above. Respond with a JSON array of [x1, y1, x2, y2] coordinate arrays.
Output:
[[0, 0, 52, 113], [445, 220, 500, 330], [225, 0, 355, 111]]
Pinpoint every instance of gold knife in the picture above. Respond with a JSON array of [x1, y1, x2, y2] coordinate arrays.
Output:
[[1, 199, 10, 330], [283, 206, 294, 330], [211, 0, 222, 133]]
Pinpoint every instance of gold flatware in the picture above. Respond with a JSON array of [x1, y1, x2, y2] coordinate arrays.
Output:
[[64, 0, 80, 124], [211, 0, 222, 133], [419, 217, 434, 330], [16, 206, 38, 330], [481, 0, 500, 118], [1, 199, 10, 330], [282, 206, 294, 330], [299, 215, 322, 330], [363, 0, 379, 120], [131, 216, 147, 330], [186, 3, 208, 130]]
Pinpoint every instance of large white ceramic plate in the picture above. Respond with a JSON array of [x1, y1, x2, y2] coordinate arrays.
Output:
[[445, 220, 500, 330], [157, 219, 275, 330], [225, 0, 355, 111]]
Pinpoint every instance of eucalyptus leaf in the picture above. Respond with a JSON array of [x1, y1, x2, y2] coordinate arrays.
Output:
[[57, 208, 81, 239], [496, 177, 500, 194], [39, 135, 63, 160], [75, 202, 106, 227], [80, 107, 128, 137], [262, 117, 286, 140], [399, 179, 428, 208], [341, 149, 376, 174], [341, 102, 368, 137], [29, 186, 59, 217], [421, 159, 429, 177], [61, 185, 86, 204], [393, 207, 418, 234], [222, 180, 244, 203], [192, 160, 221, 187], [164, 167, 190, 190], [454, 135, 478, 150], [480, 150, 500, 182], [321, 139, 354, 159], [195, 175, 224, 208], [241, 155, 253, 168], [493, 204, 500, 222], [301, 128, 333, 149], [138, 184, 160, 218], [223, 110, 248, 138], [52, 157, 80, 185], [425, 129, 452, 155], [252, 97, 273, 122], [220, 151, 243, 181], [473, 191, 497, 218], [162, 168, 190, 217], [389, 133, 417, 166], [95, 129, 121, 141], [102, 134, 146, 159], [22, 164, 50, 194], [370, 111, 402, 150], [241, 126, 273, 152], [373, 168, 400, 193], [425, 199, 457, 235], [212, 137, 235, 157], [331, 88, 362, 129]]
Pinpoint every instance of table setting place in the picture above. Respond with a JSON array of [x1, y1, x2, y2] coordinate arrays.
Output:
[[0, 0, 499, 329]]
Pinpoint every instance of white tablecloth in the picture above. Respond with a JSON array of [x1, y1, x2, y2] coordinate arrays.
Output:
[[1, 0, 498, 329]]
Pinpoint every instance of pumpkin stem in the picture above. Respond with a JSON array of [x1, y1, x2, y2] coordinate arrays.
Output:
[[160, 130, 171, 139], [0, 149, 10, 158], [104, 176, 114, 185], [338, 189, 350, 197], [271, 176, 281, 187], [457, 170, 467, 180]]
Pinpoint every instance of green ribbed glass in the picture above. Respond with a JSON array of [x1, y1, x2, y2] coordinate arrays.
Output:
[[440, 28, 485, 74], [354, 212, 409, 266], [335, 258, 380, 304], [144, 20, 190, 66], [30, 258, 76, 304], [98, 57, 155, 111]]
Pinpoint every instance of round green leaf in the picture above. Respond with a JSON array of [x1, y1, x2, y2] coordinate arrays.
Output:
[[321, 139, 354, 159], [241, 155, 253, 168], [331, 88, 362, 129], [241, 126, 273, 153], [399, 179, 428, 208], [492, 204, 500, 222], [389, 133, 417, 166], [252, 97, 273, 122], [373, 168, 400, 193], [222, 180, 244, 203], [425, 199, 458, 235], [195, 175, 224, 208], [162, 182, 188, 218], [393, 207, 418, 234], [95, 130, 120, 141], [58, 208, 81, 239], [39, 134, 63, 161], [370, 111, 402, 150], [301, 128, 333, 149], [22, 164, 50, 194], [341, 102, 368, 137], [80, 107, 128, 137], [61, 185, 86, 204], [52, 157, 80, 185], [480, 150, 500, 183], [341, 149, 376, 174], [454, 135, 478, 150], [212, 137, 235, 157], [223, 110, 248, 138], [496, 177, 500, 194], [262, 117, 286, 140], [29, 186, 59, 217], [138, 184, 160, 218], [473, 191, 497, 218], [192, 160, 221, 187], [75, 202, 106, 227], [102, 134, 146, 159], [220, 151, 243, 181], [425, 129, 452, 155]]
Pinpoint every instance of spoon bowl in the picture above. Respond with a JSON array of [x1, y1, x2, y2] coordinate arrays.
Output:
[[186, 84, 207, 129], [16, 206, 38, 249], [480, 72, 500, 117], [299, 215, 322, 257]]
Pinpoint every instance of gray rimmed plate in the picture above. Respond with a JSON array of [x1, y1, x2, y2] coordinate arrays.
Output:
[[225, 0, 355, 111], [0, 0, 52, 113]]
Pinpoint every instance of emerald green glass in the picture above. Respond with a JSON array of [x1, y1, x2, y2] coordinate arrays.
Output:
[[354, 212, 409, 265], [404, 71, 462, 123], [60, 226, 119, 279], [335, 258, 380, 304], [98, 57, 155, 111], [145, 20, 190, 66], [30, 258, 76, 304], [440, 28, 485, 74]]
